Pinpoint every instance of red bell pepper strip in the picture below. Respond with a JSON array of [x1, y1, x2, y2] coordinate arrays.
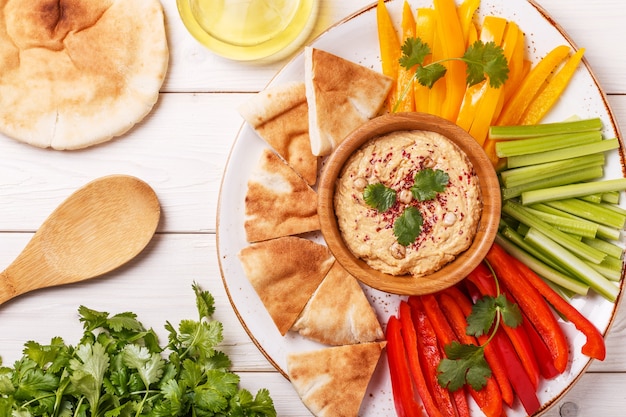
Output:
[[385, 315, 423, 417], [519, 309, 560, 379], [448, 285, 515, 407], [418, 295, 471, 417], [435, 291, 504, 417], [508, 251, 607, 361], [485, 244, 570, 373], [408, 296, 458, 417], [492, 330, 541, 415], [398, 301, 444, 417], [466, 262, 541, 388]]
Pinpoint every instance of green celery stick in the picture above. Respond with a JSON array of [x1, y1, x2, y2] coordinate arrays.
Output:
[[501, 167, 604, 200], [544, 198, 626, 229], [532, 203, 622, 241], [523, 228, 619, 302], [496, 131, 602, 157], [523, 206, 598, 238], [601, 192, 620, 204], [489, 117, 603, 139], [581, 237, 624, 260], [520, 178, 626, 205], [503, 200, 606, 264], [507, 138, 619, 168], [500, 154, 605, 188]]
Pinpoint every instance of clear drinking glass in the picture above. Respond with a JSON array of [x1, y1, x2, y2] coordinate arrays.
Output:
[[177, 0, 319, 62]]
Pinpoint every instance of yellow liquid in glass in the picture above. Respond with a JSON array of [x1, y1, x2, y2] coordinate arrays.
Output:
[[177, 0, 318, 61]]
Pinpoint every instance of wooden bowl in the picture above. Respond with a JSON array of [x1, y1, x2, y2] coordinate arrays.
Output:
[[317, 112, 501, 295]]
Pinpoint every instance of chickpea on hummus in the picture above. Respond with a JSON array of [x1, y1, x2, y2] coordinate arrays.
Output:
[[334, 130, 482, 277]]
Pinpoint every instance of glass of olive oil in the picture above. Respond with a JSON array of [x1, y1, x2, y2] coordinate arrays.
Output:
[[177, 0, 319, 62]]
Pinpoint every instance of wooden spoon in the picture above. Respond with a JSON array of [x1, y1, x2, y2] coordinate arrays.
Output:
[[0, 175, 160, 305]]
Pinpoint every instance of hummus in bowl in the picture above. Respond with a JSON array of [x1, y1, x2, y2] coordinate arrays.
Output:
[[318, 112, 501, 295]]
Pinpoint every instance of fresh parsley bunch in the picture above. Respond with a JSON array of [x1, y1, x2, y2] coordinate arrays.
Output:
[[0, 283, 276, 417]]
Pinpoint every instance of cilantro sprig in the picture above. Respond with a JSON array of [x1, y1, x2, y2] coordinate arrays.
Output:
[[412, 169, 449, 201], [437, 262, 522, 392], [0, 283, 277, 417], [362, 169, 449, 246], [396, 37, 509, 111], [364, 183, 397, 212]]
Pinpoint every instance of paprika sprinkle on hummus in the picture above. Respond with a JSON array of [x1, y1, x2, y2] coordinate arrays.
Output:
[[334, 130, 482, 277]]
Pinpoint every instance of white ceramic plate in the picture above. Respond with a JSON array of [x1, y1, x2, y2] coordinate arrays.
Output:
[[216, 1, 624, 415]]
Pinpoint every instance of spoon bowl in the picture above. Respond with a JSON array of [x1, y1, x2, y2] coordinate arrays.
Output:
[[0, 175, 160, 305]]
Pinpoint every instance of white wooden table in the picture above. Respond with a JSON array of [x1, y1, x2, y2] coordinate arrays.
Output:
[[1, 1, 625, 416]]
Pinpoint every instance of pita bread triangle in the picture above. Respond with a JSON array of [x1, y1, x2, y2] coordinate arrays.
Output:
[[287, 341, 387, 417], [304, 46, 393, 156], [244, 149, 319, 242], [237, 236, 335, 335], [238, 82, 318, 185], [292, 261, 383, 345]]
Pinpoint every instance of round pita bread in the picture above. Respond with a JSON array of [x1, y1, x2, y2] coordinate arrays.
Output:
[[0, 0, 169, 149]]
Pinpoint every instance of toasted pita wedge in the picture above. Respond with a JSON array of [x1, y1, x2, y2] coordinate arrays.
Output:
[[0, 0, 168, 149], [304, 47, 393, 156], [292, 261, 383, 345], [287, 341, 386, 417], [238, 236, 334, 335], [244, 149, 319, 242], [239, 82, 318, 185]]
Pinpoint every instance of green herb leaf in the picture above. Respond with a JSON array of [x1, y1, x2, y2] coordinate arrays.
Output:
[[394, 207, 423, 246], [494, 294, 523, 328], [411, 169, 449, 201], [466, 296, 496, 337], [363, 183, 397, 212], [399, 37, 431, 69], [463, 40, 510, 88], [415, 63, 448, 88], [438, 341, 491, 391]]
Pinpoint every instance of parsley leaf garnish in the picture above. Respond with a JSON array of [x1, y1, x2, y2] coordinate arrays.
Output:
[[363, 183, 397, 212], [396, 38, 509, 110], [394, 206, 423, 246], [399, 37, 431, 69], [411, 168, 449, 201], [463, 40, 510, 88], [437, 261, 522, 392], [0, 283, 277, 417], [438, 342, 491, 391]]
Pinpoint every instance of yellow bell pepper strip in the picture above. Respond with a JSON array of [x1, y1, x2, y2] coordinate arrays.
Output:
[[457, 0, 480, 46], [502, 22, 526, 105], [455, 16, 508, 137], [433, 0, 466, 122], [466, 21, 478, 47], [428, 19, 448, 117], [520, 48, 586, 125], [496, 44, 571, 126], [414, 7, 436, 113], [470, 19, 519, 149], [377, 0, 401, 112], [394, 1, 417, 113]]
